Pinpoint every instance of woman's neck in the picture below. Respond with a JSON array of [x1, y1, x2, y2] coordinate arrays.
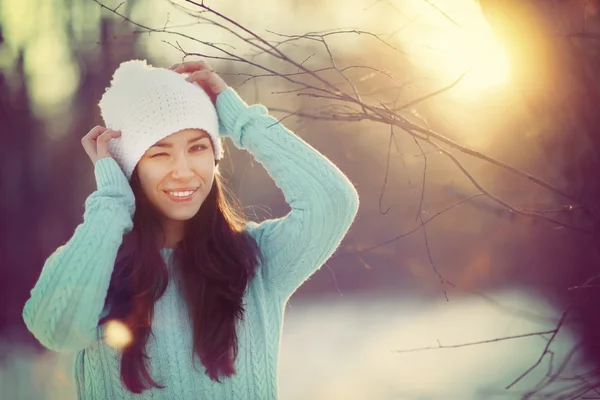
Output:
[[160, 218, 185, 249]]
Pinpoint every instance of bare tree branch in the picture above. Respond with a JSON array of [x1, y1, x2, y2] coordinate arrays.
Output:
[[97, 0, 599, 231], [422, 0, 462, 28], [334, 193, 485, 259], [379, 126, 394, 215], [521, 341, 585, 400], [506, 308, 572, 390], [264, 28, 406, 57], [411, 134, 454, 300], [394, 329, 557, 354], [422, 138, 591, 232], [395, 69, 470, 111]]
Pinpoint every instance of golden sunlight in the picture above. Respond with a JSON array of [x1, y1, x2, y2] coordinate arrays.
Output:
[[401, 0, 510, 92], [104, 320, 133, 349]]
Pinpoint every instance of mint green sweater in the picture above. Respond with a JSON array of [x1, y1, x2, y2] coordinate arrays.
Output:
[[23, 88, 359, 399]]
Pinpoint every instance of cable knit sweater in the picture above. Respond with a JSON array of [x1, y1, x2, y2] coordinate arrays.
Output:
[[22, 87, 359, 399]]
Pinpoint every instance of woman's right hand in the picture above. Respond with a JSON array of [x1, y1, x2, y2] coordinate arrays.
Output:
[[81, 126, 121, 165]]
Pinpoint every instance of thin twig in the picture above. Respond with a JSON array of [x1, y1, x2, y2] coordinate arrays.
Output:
[[394, 329, 557, 354], [379, 126, 394, 215], [334, 193, 484, 258], [395, 70, 470, 111], [423, 138, 592, 232], [506, 308, 572, 390]]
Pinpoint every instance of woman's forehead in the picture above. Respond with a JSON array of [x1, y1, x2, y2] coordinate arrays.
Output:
[[153, 129, 209, 146]]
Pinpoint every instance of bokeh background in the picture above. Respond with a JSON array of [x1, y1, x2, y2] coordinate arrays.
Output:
[[1, 0, 600, 399]]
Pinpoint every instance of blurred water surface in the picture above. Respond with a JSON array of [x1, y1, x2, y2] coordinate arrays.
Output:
[[1, 289, 584, 400]]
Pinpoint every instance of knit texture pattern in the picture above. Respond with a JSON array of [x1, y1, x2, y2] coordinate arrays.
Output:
[[23, 87, 359, 399], [98, 59, 223, 180]]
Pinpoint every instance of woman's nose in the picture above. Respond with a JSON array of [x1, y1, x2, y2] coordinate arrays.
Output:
[[171, 156, 194, 179]]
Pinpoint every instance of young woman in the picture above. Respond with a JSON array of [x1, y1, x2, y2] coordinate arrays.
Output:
[[23, 59, 359, 399]]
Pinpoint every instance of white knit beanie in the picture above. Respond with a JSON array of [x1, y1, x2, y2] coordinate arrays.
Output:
[[98, 59, 223, 180]]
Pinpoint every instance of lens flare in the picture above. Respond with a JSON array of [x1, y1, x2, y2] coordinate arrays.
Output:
[[104, 319, 133, 349], [402, 0, 510, 93]]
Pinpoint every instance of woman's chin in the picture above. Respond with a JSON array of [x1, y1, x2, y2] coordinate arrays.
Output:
[[174, 213, 199, 222], [161, 208, 201, 222]]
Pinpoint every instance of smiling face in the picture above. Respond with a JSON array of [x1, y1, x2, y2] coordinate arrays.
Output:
[[136, 128, 216, 224]]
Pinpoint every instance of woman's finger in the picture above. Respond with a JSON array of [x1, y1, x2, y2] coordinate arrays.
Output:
[[96, 130, 121, 159], [171, 60, 211, 73], [83, 125, 108, 142], [185, 69, 212, 82], [96, 129, 121, 144], [81, 126, 108, 160]]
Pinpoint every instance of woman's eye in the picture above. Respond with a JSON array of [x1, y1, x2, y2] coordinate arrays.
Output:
[[149, 144, 206, 158]]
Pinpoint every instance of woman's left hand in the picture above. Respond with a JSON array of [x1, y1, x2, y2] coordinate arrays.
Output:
[[168, 60, 228, 104]]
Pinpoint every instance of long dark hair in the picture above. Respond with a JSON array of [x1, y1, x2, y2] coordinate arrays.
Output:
[[99, 167, 262, 394]]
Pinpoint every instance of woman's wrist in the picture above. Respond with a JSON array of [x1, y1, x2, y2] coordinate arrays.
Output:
[[216, 88, 250, 134]]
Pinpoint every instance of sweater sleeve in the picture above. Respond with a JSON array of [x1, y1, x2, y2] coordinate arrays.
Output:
[[22, 157, 135, 352], [216, 88, 359, 300]]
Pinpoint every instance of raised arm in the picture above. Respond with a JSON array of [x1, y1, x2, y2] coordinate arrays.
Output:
[[217, 88, 359, 301], [22, 157, 135, 352]]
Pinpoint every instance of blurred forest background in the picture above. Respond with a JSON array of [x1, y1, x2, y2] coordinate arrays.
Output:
[[1, 0, 599, 399]]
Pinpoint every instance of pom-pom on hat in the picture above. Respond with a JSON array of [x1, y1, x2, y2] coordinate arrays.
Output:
[[98, 59, 222, 180]]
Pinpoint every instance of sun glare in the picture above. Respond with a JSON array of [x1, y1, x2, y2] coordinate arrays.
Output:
[[427, 28, 510, 90], [402, 0, 510, 92], [104, 319, 133, 349]]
